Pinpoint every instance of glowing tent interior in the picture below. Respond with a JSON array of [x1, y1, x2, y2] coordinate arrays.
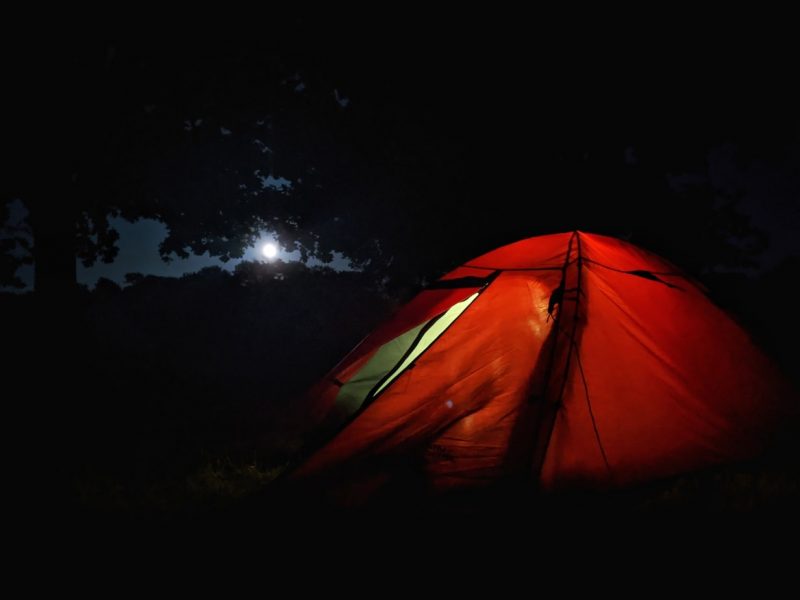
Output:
[[290, 231, 791, 500]]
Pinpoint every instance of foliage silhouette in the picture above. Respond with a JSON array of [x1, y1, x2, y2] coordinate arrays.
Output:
[[3, 27, 795, 295]]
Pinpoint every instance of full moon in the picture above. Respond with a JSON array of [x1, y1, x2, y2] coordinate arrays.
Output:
[[262, 242, 278, 259]]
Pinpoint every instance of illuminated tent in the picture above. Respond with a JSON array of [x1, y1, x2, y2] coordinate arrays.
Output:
[[292, 232, 791, 499]]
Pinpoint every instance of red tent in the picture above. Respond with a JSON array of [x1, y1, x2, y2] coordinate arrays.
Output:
[[292, 232, 791, 499]]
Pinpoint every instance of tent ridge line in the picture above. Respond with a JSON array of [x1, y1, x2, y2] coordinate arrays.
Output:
[[529, 231, 579, 482]]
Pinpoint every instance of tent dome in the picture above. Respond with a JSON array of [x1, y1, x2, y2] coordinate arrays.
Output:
[[291, 231, 792, 499]]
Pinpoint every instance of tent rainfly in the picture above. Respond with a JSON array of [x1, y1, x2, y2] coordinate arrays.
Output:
[[291, 231, 792, 500]]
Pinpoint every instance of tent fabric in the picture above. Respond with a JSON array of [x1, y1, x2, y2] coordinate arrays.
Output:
[[292, 231, 792, 498]]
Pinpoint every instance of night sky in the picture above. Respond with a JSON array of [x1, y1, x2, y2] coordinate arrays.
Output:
[[2, 199, 354, 290], [2, 20, 798, 292], [3, 139, 798, 290]]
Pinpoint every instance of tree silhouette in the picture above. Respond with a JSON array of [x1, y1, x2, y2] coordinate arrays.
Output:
[[3, 26, 795, 299], [3, 39, 353, 294]]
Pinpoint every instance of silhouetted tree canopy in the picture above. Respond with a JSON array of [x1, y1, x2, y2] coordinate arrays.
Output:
[[3, 20, 798, 293]]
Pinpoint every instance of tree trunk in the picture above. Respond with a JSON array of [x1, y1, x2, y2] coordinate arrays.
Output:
[[30, 186, 78, 297], [31, 202, 77, 300]]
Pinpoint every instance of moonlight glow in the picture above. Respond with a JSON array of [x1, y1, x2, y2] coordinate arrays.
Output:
[[262, 243, 278, 259]]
